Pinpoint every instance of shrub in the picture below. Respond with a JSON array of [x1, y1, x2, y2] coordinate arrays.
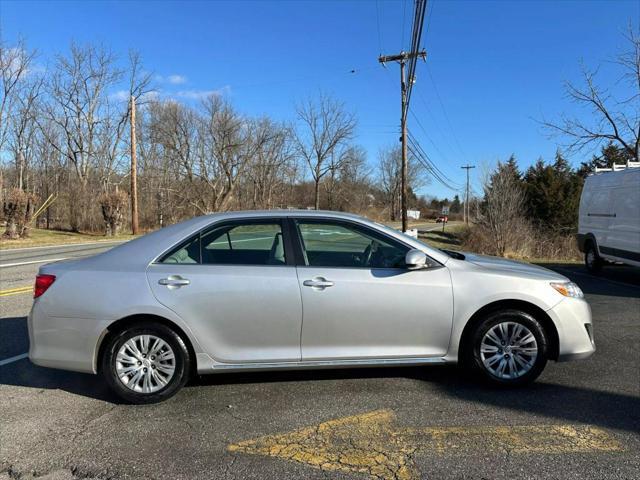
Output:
[[99, 190, 129, 236], [2, 189, 39, 239]]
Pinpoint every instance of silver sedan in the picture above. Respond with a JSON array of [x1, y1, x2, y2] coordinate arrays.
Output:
[[28, 211, 595, 403]]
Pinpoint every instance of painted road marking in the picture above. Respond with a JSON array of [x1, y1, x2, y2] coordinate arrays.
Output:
[[0, 258, 67, 268], [0, 239, 125, 253], [0, 285, 32, 297], [0, 353, 29, 367], [228, 410, 623, 480]]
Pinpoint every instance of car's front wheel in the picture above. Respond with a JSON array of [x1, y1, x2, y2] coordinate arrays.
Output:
[[101, 322, 191, 404], [470, 309, 548, 386]]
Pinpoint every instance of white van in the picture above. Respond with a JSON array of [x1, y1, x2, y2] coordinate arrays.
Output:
[[577, 164, 640, 272]]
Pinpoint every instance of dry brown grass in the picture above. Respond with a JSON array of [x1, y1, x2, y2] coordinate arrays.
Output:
[[460, 223, 581, 262]]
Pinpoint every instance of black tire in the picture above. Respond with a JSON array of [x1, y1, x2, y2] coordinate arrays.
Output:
[[101, 321, 191, 404], [585, 242, 603, 274], [469, 309, 548, 386]]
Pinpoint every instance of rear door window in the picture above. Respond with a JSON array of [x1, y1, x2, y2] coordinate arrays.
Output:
[[160, 220, 287, 266], [201, 222, 286, 265]]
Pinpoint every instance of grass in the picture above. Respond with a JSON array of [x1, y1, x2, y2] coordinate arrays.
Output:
[[417, 223, 467, 251], [0, 228, 138, 250], [416, 224, 583, 265]]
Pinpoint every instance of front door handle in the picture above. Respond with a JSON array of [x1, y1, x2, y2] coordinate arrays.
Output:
[[303, 277, 334, 289], [158, 275, 190, 288]]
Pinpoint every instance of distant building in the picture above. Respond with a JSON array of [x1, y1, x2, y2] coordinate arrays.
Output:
[[407, 209, 420, 220]]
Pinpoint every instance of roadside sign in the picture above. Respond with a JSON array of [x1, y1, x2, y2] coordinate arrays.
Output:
[[441, 206, 449, 215]]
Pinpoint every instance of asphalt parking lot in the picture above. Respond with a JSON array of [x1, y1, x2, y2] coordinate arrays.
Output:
[[0, 244, 638, 480]]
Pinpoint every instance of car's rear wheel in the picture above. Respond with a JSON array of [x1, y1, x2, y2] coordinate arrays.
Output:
[[585, 242, 603, 274], [102, 322, 191, 404], [470, 310, 548, 386]]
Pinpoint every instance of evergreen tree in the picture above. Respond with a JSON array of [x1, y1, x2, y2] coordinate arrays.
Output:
[[577, 142, 635, 178], [523, 151, 581, 232], [450, 195, 462, 213]]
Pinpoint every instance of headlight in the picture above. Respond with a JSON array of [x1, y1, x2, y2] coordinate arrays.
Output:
[[550, 281, 584, 298]]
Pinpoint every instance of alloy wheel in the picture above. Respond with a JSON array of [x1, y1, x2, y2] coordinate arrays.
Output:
[[479, 321, 538, 380], [115, 334, 176, 393]]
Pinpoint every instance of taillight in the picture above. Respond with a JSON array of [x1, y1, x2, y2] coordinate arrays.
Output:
[[34, 274, 56, 298]]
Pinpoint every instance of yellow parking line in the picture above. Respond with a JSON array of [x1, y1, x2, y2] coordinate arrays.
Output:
[[0, 285, 32, 297]]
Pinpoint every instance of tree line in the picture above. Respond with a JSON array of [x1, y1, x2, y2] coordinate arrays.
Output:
[[469, 142, 634, 259], [0, 40, 430, 238]]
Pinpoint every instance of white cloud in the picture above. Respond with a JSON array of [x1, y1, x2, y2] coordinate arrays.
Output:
[[110, 90, 130, 102], [140, 90, 160, 102], [176, 86, 230, 100], [167, 74, 187, 85]]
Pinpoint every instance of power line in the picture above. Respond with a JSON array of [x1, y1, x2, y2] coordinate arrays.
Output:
[[423, 0, 435, 45], [401, 0, 407, 50], [405, 0, 428, 113], [426, 64, 469, 161], [375, 0, 384, 53], [407, 130, 462, 188], [378, 0, 427, 233], [407, 108, 462, 184], [407, 131, 462, 191], [407, 142, 457, 192]]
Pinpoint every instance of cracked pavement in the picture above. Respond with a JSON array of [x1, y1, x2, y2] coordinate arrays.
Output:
[[1, 261, 639, 479]]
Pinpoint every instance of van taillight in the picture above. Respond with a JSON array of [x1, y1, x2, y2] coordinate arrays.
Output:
[[34, 274, 56, 298]]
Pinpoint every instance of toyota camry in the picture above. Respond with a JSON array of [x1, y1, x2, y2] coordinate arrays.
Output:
[[28, 211, 595, 403]]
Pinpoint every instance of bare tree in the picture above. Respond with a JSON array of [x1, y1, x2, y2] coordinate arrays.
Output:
[[245, 119, 295, 209], [199, 95, 271, 212], [0, 38, 37, 153], [324, 145, 369, 211], [8, 75, 43, 190], [544, 27, 640, 161], [294, 94, 356, 209], [377, 145, 425, 220], [480, 162, 527, 257], [42, 43, 124, 230]]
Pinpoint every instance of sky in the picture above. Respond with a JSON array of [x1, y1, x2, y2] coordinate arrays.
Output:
[[1, 0, 638, 199]]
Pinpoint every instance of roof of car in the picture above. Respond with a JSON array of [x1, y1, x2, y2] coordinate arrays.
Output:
[[202, 209, 367, 220]]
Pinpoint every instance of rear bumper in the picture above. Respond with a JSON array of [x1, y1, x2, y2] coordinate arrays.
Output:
[[547, 297, 595, 362], [28, 301, 104, 374]]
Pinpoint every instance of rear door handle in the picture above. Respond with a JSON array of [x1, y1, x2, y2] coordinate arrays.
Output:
[[158, 275, 190, 288], [303, 277, 334, 289]]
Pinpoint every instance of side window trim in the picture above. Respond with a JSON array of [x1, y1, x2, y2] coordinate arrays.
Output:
[[291, 217, 412, 270], [156, 217, 293, 267]]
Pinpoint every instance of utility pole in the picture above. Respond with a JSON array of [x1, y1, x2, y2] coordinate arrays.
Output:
[[130, 95, 139, 235], [460, 164, 475, 225], [379, 50, 426, 232]]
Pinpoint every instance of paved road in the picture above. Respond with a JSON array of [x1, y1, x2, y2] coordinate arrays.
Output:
[[0, 246, 638, 479], [0, 242, 125, 297]]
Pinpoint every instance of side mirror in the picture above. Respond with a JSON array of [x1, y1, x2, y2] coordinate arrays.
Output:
[[405, 249, 428, 270]]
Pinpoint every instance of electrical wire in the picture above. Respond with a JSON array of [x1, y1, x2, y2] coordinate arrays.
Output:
[[407, 129, 462, 188], [425, 64, 469, 161], [407, 132, 462, 191], [408, 108, 462, 185], [375, 0, 384, 53], [405, 0, 427, 116]]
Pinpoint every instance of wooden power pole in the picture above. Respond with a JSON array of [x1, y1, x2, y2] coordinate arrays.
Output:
[[461, 164, 475, 225], [130, 95, 139, 235], [379, 50, 426, 232]]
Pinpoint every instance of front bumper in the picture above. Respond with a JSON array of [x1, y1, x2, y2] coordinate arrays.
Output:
[[547, 297, 595, 362]]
